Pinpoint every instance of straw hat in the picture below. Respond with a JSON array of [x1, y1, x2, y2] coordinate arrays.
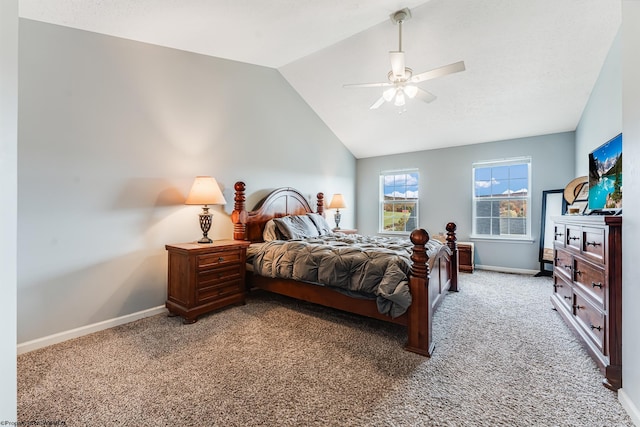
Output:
[[563, 176, 588, 204]]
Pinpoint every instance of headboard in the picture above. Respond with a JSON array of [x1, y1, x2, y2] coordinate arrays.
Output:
[[232, 181, 324, 242]]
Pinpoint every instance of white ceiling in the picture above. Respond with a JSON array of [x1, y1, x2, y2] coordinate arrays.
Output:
[[19, 0, 621, 159]]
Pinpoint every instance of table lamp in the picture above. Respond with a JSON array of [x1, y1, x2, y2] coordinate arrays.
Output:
[[185, 176, 227, 243], [328, 194, 346, 229]]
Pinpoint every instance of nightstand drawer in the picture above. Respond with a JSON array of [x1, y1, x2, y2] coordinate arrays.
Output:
[[198, 280, 243, 304], [198, 264, 243, 287], [198, 248, 243, 269]]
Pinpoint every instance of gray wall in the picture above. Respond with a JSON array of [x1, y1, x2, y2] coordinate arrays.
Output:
[[575, 30, 622, 176], [17, 20, 355, 344], [356, 132, 575, 272], [0, 0, 18, 418], [621, 2, 640, 422], [575, 18, 639, 421]]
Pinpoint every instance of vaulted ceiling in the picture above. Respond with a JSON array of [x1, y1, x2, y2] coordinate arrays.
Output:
[[19, 0, 621, 158]]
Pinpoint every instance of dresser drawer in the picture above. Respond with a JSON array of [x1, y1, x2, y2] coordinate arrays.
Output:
[[198, 248, 243, 270], [566, 225, 582, 251], [554, 248, 573, 281], [553, 275, 573, 311], [574, 258, 606, 309], [582, 227, 605, 263], [553, 224, 566, 247], [574, 292, 605, 352]]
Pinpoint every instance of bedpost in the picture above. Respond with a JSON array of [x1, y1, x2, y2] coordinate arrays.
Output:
[[316, 192, 324, 216], [405, 228, 434, 357], [446, 222, 459, 292], [232, 181, 247, 240]]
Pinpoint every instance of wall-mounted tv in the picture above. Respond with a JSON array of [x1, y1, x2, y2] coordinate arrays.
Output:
[[588, 133, 622, 213]]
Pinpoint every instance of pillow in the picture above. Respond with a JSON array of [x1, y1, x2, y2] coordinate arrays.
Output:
[[273, 215, 320, 240], [263, 219, 282, 242], [307, 213, 333, 235]]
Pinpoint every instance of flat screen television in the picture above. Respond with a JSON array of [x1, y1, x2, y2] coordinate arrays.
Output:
[[588, 133, 622, 213]]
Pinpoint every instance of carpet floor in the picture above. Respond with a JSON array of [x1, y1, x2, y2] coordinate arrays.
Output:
[[18, 270, 633, 426]]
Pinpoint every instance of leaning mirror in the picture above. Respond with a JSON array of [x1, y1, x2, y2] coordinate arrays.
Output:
[[537, 189, 567, 276]]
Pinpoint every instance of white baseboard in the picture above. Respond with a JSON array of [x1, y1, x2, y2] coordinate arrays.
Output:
[[619, 388, 640, 426], [17, 305, 167, 355], [475, 265, 539, 275]]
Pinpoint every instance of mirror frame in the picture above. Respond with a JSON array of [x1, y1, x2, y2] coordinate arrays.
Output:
[[537, 189, 567, 276]]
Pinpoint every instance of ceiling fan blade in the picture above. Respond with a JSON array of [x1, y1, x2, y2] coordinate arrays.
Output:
[[415, 87, 437, 103], [343, 82, 394, 88], [390, 51, 405, 78], [370, 96, 386, 110], [410, 61, 466, 84]]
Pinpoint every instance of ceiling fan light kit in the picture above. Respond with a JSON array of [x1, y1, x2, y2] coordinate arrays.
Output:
[[344, 7, 465, 111]]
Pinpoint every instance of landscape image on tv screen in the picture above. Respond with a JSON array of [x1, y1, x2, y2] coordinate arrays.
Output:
[[588, 133, 622, 211]]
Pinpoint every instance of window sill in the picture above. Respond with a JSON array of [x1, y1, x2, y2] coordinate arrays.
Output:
[[469, 235, 535, 244]]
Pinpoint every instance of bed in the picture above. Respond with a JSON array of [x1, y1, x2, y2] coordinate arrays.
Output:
[[231, 181, 459, 356]]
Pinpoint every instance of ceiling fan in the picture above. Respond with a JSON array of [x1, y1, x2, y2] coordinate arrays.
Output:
[[344, 8, 465, 110]]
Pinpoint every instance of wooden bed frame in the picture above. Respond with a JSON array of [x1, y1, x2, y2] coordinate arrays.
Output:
[[231, 181, 459, 356]]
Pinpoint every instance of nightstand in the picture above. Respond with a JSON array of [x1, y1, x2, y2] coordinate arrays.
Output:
[[457, 242, 474, 273], [165, 240, 251, 324], [333, 228, 358, 235]]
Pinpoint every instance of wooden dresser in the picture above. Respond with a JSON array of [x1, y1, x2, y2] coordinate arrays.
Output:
[[550, 215, 622, 390], [166, 240, 251, 324]]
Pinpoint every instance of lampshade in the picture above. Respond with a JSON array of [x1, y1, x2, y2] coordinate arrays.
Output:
[[328, 194, 346, 209], [185, 176, 227, 206]]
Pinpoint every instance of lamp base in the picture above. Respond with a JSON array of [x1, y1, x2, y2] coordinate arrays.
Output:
[[334, 209, 342, 230], [197, 209, 213, 244]]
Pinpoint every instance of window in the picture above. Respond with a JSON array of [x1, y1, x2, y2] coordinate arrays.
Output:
[[380, 170, 419, 233], [472, 158, 531, 239]]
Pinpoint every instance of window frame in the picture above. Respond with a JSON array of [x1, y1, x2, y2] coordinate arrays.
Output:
[[471, 157, 533, 241], [379, 169, 419, 235]]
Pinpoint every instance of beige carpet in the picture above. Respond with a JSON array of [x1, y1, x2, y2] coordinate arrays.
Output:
[[18, 271, 633, 426]]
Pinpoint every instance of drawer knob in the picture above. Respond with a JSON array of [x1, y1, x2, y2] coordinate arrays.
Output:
[[563, 264, 572, 270], [574, 269, 582, 276], [586, 241, 602, 247], [590, 324, 602, 332], [592, 282, 603, 289], [218, 257, 224, 262], [574, 304, 583, 310], [563, 296, 571, 300], [555, 232, 564, 238], [555, 283, 563, 288], [568, 236, 579, 241]]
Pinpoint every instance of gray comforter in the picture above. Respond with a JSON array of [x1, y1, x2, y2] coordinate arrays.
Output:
[[251, 233, 445, 318]]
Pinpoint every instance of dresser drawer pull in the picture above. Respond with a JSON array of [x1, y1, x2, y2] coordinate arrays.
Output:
[[563, 264, 572, 270], [563, 296, 571, 300], [590, 324, 602, 332], [554, 283, 563, 288], [591, 282, 603, 289], [574, 304, 583, 310], [586, 241, 602, 247], [574, 269, 582, 276], [555, 232, 564, 238], [568, 236, 580, 241]]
